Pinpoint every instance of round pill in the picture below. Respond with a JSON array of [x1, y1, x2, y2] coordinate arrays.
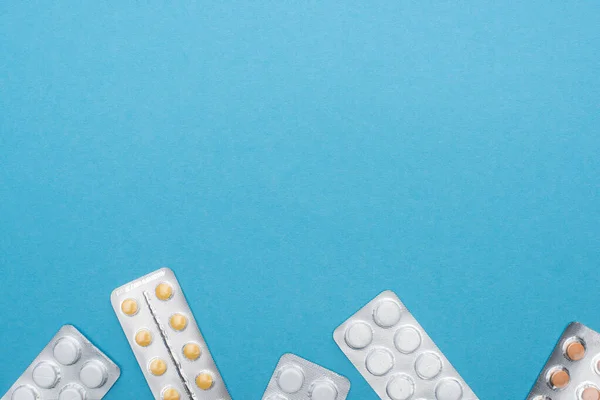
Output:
[[80, 360, 107, 388], [436, 378, 463, 400], [366, 348, 394, 376], [549, 368, 570, 389], [135, 329, 153, 347], [155, 283, 174, 300], [183, 343, 201, 361], [373, 300, 402, 328], [53, 336, 81, 365], [582, 387, 600, 400], [415, 352, 443, 380], [121, 298, 138, 316], [566, 341, 586, 361], [58, 385, 85, 400], [344, 322, 373, 349], [32, 361, 59, 388], [195, 372, 214, 390], [277, 366, 305, 393], [11, 385, 38, 400], [310, 381, 338, 400], [149, 358, 167, 376], [162, 388, 180, 400], [394, 326, 422, 354], [386, 374, 414, 400], [169, 313, 188, 331]]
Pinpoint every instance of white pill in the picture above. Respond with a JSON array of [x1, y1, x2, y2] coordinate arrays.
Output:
[[386, 374, 415, 400], [344, 322, 373, 349], [11, 386, 38, 400], [415, 352, 442, 379], [373, 300, 402, 327], [436, 378, 463, 400], [277, 366, 304, 393], [366, 348, 394, 376], [32, 361, 59, 388], [58, 386, 84, 400], [53, 337, 81, 365], [310, 380, 338, 400], [80, 360, 107, 388], [394, 326, 422, 354]]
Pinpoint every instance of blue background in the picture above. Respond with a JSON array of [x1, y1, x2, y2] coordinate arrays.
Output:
[[1, 2, 599, 399]]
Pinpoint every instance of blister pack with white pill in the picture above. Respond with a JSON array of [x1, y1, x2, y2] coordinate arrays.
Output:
[[111, 267, 231, 400], [333, 290, 478, 400], [1, 324, 120, 400], [527, 322, 600, 400], [261, 353, 350, 400]]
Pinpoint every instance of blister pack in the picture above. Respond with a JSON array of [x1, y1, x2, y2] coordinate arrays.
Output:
[[1, 324, 120, 400], [261, 353, 350, 400], [333, 290, 478, 400], [111, 267, 230, 400], [527, 322, 600, 400]]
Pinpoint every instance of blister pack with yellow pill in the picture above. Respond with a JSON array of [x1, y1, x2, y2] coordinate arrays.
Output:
[[1, 324, 120, 400], [111, 268, 231, 400]]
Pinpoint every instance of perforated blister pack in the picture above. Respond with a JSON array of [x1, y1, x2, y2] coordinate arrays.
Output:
[[527, 322, 600, 400], [1, 324, 120, 400], [333, 290, 478, 400], [261, 353, 350, 400], [111, 267, 231, 400]]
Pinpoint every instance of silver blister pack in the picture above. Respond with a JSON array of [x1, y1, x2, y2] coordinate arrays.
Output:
[[1, 324, 120, 400], [261, 353, 350, 400], [333, 290, 478, 400], [111, 267, 231, 400], [527, 322, 600, 400]]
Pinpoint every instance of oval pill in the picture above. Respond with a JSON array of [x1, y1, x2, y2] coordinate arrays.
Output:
[[195, 372, 214, 390], [394, 326, 422, 354], [32, 362, 59, 388], [386, 374, 414, 400], [121, 298, 138, 316], [277, 366, 304, 393], [582, 387, 600, 400], [155, 283, 173, 300], [169, 313, 188, 331], [436, 378, 463, 400], [11, 385, 38, 400], [135, 329, 152, 347], [183, 343, 201, 360], [566, 341, 586, 361], [162, 388, 180, 400], [373, 300, 402, 328], [344, 322, 373, 349], [53, 336, 81, 365], [549, 368, 570, 389], [366, 348, 394, 376], [80, 360, 107, 388], [415, 352, 443, 380], [310, 380, 338, 400], [149, 358, 167, 376]]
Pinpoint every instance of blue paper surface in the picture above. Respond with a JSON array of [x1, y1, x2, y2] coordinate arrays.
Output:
[[1, 2, 599, 399]]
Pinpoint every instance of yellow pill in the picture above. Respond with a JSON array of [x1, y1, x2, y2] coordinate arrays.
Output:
[[135, 329, 152, 347], [121, 298, 138, 316], [183, 343, 201, 361], [155, 283, 173, 301], [169, 313, 187, 331], [195, 372, 214, 390], [162, 387, 180, 400], [149, 358, 167, 376]]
